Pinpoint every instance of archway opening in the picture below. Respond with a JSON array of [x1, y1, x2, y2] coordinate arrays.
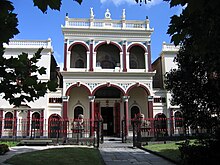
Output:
[[94, 86, 123, 136], [48, 114, 62, 138], [154, 113, 168, 137], [70, 44, 87, 68], [131, 106, 140, 119], [96, 44, 120, 69], [129, 46, 145, 69]]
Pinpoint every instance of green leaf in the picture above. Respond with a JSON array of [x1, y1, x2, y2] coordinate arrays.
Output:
[[33, 0, 62, 13], [73, 0, 82, 5], [47, 80, 58, 91]]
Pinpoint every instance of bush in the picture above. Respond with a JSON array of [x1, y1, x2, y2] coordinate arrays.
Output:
[[0, 144, 9, 155], [178, 139, 220, 165]]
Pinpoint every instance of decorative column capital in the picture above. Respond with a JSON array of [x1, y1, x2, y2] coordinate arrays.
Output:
[[88, 96, 95, 102], [148, 96, 154, 102], [62, 96, 69, 102], [122, 96, 130, 102]]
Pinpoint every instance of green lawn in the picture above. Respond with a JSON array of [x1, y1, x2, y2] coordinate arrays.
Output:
[[144, 141, 181, 163], [5, 147, 104, 165]]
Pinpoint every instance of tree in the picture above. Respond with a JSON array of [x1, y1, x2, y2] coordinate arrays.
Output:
[[0, 0, 61, 106], [165, 0, 220, 133]]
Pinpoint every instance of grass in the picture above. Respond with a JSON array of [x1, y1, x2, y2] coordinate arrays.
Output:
[[0, 141, 18, 147], [5, 147, 104, 165], [144, 141, 182, 163]]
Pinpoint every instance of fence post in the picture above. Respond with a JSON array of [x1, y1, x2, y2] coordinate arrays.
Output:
[[122, 120, 125, 143], [132, 121, 136, 147], [97, 121, 100, 148]]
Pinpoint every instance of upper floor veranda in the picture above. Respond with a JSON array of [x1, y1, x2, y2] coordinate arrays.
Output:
[[62, 8, 154, 73]]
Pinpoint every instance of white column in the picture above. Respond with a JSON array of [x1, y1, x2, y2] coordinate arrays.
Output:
[[120, 52, 123, 71], [145, 52, 148, 72], [86, 52, 90, 71], [66, 51, 71, 70], [126, 52, 130, 70]]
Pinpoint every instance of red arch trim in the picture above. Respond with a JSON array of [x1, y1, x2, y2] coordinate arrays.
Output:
[[48, 114, 62, 120], [94, 41, 122, 52], [65, 84, 91, 96], [127, 43, 147, 52], [68, 42, 89, 51], [126, 84, 150, 95], [92, 84, 125, 96]]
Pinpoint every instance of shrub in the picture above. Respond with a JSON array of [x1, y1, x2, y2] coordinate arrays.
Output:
[[178, 139, 220, 165], [0, 144, 9, 155]]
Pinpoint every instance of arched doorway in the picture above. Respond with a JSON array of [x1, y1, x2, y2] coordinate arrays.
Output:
[[31, 112, 40, 138], [154, 113, 168, 137], [131, 106, 140, 119], [74, 106, 83, 120], [93, 86, 123, 136], [4, 112, 13, 137], [48, 114, 62, 138]]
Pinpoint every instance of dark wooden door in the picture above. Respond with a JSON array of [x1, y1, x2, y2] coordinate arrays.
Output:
[[101, 107, 114, 136]]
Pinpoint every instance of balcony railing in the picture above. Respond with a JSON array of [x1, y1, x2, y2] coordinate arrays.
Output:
[[4, 39, 52, 49], [64, 17, 151, 31], [162, 42, 180, 52]]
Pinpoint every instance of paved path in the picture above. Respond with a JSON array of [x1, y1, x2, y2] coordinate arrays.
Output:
[[99, 138, 176, 165], [0, 139, 176, 165]]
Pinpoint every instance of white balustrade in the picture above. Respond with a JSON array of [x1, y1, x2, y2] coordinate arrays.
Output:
[[65, 18, 150, 30], [162, 43, 180, 52]]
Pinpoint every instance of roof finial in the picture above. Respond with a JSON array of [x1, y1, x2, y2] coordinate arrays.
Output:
[[122, 9, 126, 20], [105, 9, 111, 19], [90, 7, 94, 19]]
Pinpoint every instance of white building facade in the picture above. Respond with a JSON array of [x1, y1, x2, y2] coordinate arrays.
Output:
[[0, 39, 63, 138], [0, 9, 182, 139]]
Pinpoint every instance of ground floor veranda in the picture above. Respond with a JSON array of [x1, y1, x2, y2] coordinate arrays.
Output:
[[0, 84, 190, 139]]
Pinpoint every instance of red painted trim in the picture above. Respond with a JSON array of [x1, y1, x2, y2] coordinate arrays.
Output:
[[89, 42, 94, 71], [123, 44, 127, 72], [66, 84, 91, 96], [127, 43, 147, 52], [94, 41, 122, 52], [68, 42, 89, 51], [92, 83, 125, 96], [124, 100, 129, 136], [27, 110, 30, 136], [63, 101, 68, 119], [13, 110, 17, 137], [147, 44, 152, 71], [115, 102, 120, 136], [126, 84, 150, 95], [63, 41, 67, 71], [40, 110, 44, 136], [90, 101, 95, 137], [148, 101, 153, 119]]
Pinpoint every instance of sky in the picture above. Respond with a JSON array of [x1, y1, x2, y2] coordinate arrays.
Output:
[[11, 0, 181, 69]]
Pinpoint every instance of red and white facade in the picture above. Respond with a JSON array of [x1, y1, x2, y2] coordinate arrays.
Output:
[[0, 9, 182, 139], [61, 9, 155, 137]]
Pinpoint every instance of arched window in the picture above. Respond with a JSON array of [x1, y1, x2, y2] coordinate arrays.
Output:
[[129, 46, 145, 69], [31, 112, 40, 129], [75, 59, 84, 68], [96, 44, 120, 69], [74, 106, 83, 119], [130, 60, 138, 69], [155, 113, 167, 137], [174, 111, 183, 128], [70, 44, 87, 68], [131, 106, 140, 119], [4, 112, 13, 129], [48, 114, 62, 138]]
